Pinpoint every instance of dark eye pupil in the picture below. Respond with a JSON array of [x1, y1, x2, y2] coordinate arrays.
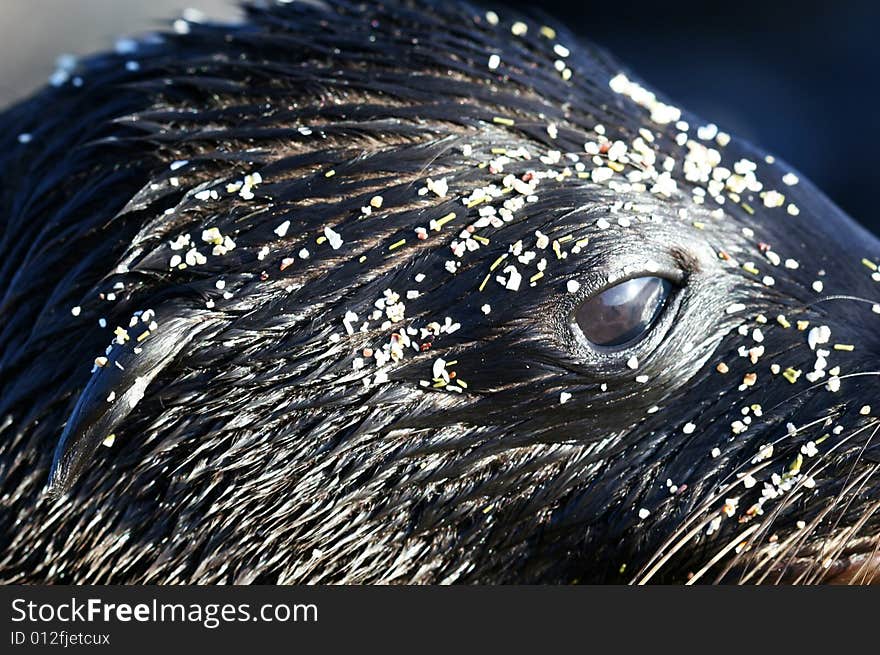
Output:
[[573, 276, 671, 348]]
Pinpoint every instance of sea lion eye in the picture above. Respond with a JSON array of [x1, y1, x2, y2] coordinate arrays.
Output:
[[573, 276, 672, 349]]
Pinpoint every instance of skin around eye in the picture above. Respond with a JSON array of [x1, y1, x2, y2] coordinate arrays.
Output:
[[573, 276, 672, 348]]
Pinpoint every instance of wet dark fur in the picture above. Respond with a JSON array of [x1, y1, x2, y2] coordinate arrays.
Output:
[[1, 0, 878, 583]]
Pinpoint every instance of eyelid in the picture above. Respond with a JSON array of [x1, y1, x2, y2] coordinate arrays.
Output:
[[570, 259, 686, 303]]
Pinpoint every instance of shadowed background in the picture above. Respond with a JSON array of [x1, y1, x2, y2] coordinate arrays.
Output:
[[1, 0, 877, 233]]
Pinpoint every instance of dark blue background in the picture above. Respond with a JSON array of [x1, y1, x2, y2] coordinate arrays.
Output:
[[508, 0, 879, 234]]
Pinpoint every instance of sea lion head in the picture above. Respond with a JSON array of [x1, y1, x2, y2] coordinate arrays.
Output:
[[0, 0, 878, 583]]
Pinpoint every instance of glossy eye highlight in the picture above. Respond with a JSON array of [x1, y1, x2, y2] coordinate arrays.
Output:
[[572, 276, 672, 349]]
